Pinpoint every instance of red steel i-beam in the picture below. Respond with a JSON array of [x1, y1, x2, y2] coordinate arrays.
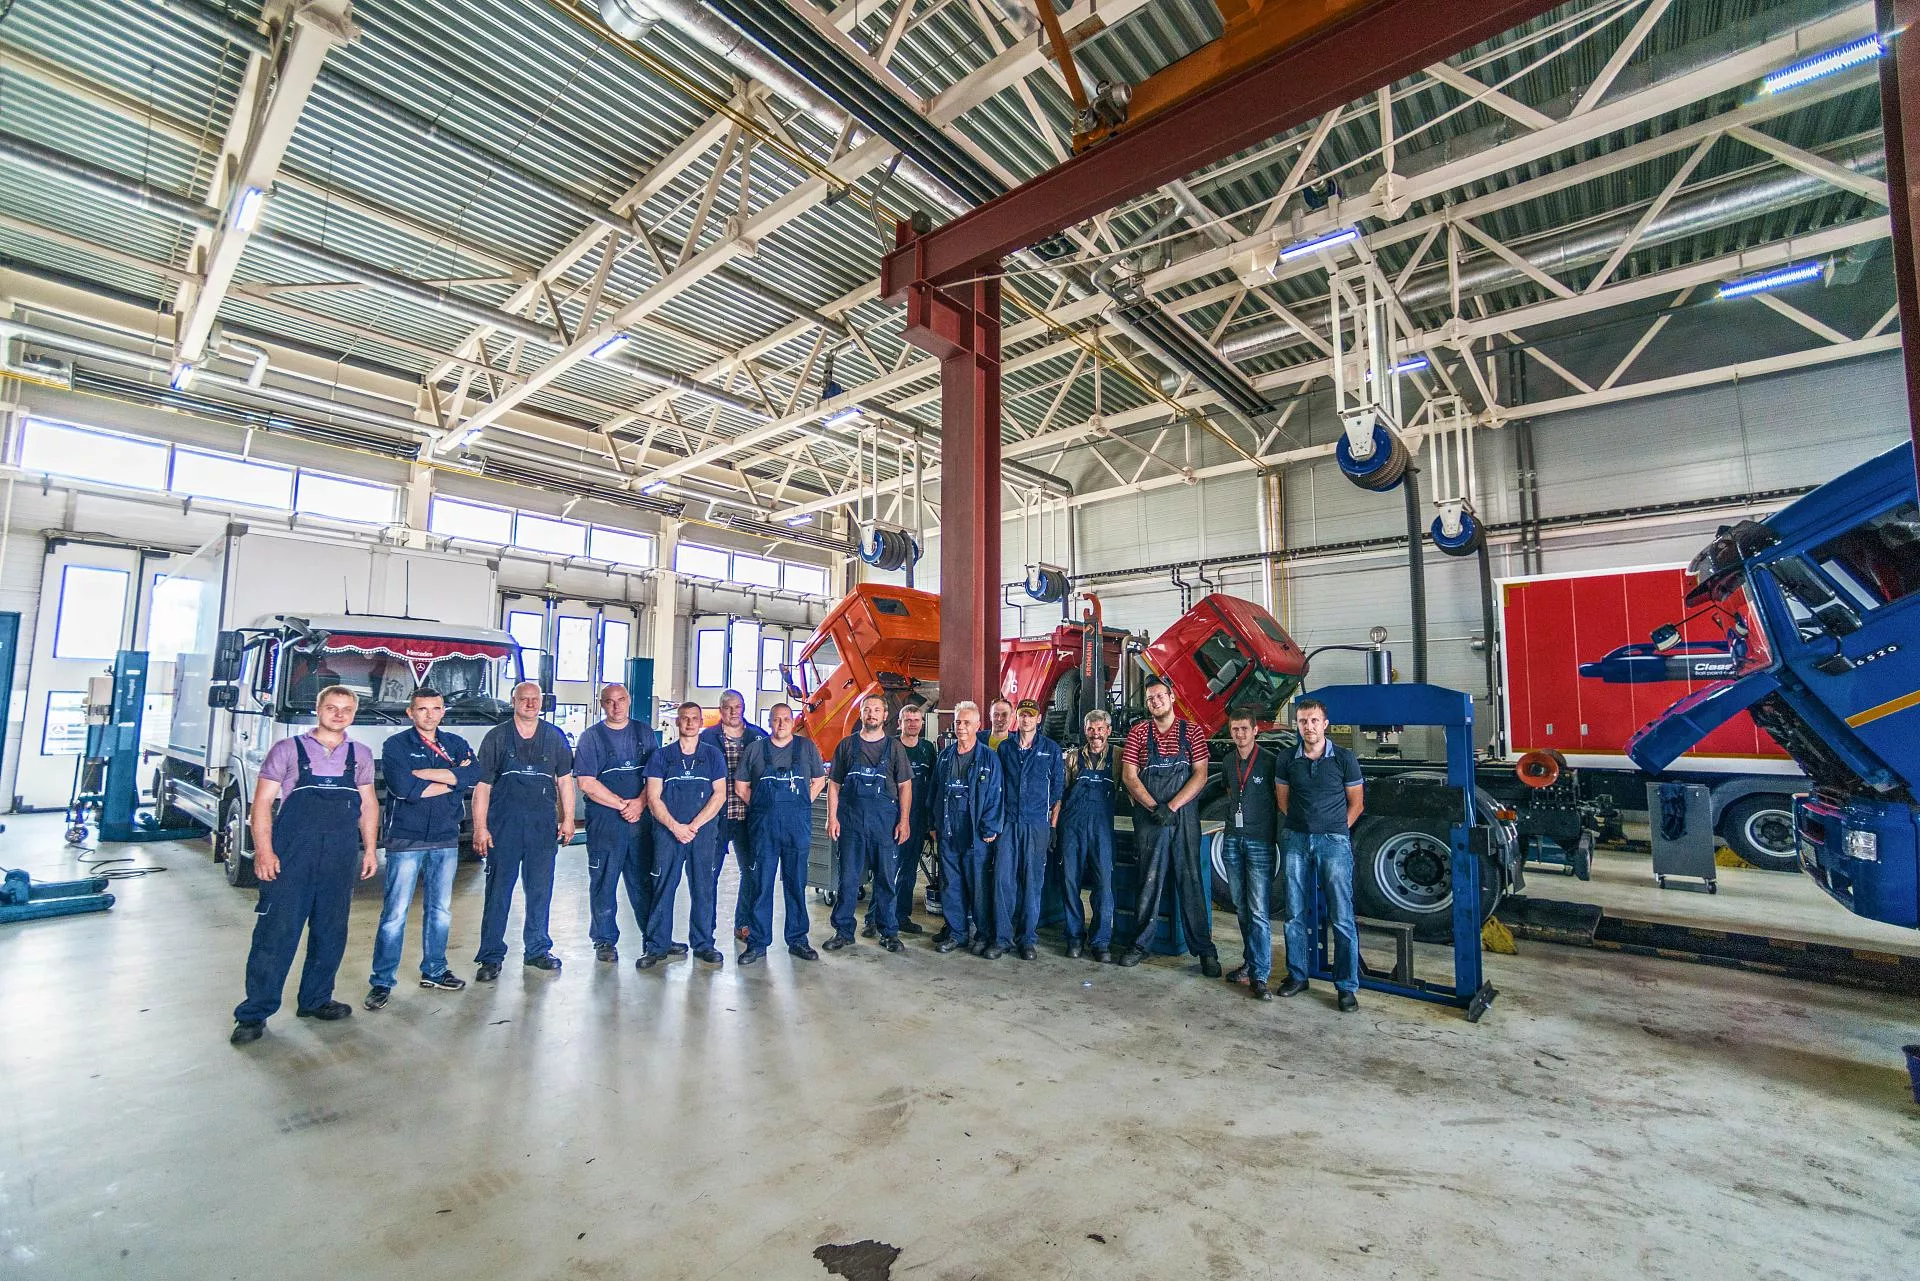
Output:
[[1878, 0, 1920, 486], [892, 221, 1004, 708], [881, 0, 1564, 293], [878, 0, 1562, 701]]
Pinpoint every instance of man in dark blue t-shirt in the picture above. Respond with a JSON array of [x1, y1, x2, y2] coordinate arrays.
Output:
[[575, 683, 659, 964], [1276, 697, 1366, 1011], [641, 702, 729, 968]]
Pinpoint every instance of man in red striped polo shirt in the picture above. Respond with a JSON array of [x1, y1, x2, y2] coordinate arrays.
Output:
[[1118, 677, 1220, 974]]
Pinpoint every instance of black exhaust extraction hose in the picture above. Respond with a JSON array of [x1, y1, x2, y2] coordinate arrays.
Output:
[[1403, 464, 1429, 684]]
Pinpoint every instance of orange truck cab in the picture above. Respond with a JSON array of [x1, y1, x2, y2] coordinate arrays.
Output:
[[786, 585, 942, 759]]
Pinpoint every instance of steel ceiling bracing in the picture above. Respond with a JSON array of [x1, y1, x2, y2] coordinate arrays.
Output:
[[0, 0, 1901, 522]]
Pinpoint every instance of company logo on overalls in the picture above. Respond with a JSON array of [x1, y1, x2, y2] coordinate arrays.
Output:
[[757, 743, 806, 798], [848, 740, 892, 800]]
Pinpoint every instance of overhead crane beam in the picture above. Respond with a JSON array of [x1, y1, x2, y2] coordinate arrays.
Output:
[[877, 0, 1564, 709]]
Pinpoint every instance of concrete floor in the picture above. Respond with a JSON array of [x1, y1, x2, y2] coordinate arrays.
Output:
[[1533, 842, 1920, 957], [4, 816, 1918, 1281]]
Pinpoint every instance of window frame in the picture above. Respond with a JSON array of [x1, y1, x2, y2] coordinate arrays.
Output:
[[294, 470, 396, 526], [18, 418, 170, 492], [169, 446, 294, 510]]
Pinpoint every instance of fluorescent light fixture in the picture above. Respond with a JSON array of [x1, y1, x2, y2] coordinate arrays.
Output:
[[822, 405, 863, 428], [1278, 226, 1359, 263], [466, 430, 485, 446], [230, 186, 266, 233], [588, 333, 630, 361], [1390, 356, 1430, 376], [785, 513, 814, 527], [641, 481, 666, 496], [169, 362, 195, 391], [1717, 261, 1825, 300], [1761, 35, 1885, 94]]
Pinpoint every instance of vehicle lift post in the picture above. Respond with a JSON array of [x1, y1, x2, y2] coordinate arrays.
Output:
[[1309, 682, 1498, 1021], [84, 651, 202, 844]]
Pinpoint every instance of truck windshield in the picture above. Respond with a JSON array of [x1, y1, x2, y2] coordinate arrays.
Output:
[[282, 637, 516, 725], [1230, 664, 1301, 719]]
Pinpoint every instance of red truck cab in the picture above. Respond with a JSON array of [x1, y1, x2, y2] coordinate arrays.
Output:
[[1143, 593, 1308, 733]]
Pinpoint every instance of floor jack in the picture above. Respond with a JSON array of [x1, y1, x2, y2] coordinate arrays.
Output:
[[1308, 683, 1499, 1022]]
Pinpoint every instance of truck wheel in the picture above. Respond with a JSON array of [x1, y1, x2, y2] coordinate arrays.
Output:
[[1718, 796, 1799, 872], [220, 793, 257, 888], [1350, 815, 1500, 943], [151, 767, 192, 830]]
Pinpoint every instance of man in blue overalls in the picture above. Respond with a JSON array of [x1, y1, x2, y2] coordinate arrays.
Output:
[[1058, 708, 1118, 963], [575, 682, 658, 964], [640, 701, 729, 968], [472, 681, 577, 981], [826, 693, 914, 953], [869, 701, 935, 938], [231, 685, 379, 1045], [995, 698, 1065, 961], [931, 700, 1003, 955], [1119, 676, 1220, 975], [735, 701, 827, 964], [697, 689, 765, 945]]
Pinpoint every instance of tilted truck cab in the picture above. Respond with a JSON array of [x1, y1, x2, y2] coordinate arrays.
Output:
[[1629, 442, 1920, 929]]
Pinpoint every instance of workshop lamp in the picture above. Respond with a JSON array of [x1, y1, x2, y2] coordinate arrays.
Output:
[[588, 333, 630, 361], [1717, 261, 1825, 300], [1278, 226, 1360, 263], [230, 186, 266, 233], [169, 362, 195, 392], [1761, 35, 1886, 93], [819, 379, 862, 428]]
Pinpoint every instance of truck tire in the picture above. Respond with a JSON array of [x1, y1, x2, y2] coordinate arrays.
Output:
[[219, 792, 258, 888], [1718, 795, 1799, 873], [1350, 814, 1500, 943], [151, 766, 193, 830]]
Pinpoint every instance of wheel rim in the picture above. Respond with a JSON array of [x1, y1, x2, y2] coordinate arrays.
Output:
[[225, 806, 245, 861], [1742, 807, 1796, 858], [1373, 831, 1453, 914]]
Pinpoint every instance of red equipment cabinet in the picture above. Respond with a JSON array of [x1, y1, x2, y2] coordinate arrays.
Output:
[[1499, 565, 1789, 770]]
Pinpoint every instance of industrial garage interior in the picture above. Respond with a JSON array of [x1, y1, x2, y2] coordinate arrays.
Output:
[[3, 0, 1919, 1277]]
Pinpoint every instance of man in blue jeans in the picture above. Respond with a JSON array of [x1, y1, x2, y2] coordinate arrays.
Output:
[[1218, 707, 1281, 1001], [1276, 697, 1366, 1011], [367, 687, 482, 1009]]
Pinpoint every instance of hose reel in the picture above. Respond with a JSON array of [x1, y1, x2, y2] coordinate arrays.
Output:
[[859, 525, 920, 573]]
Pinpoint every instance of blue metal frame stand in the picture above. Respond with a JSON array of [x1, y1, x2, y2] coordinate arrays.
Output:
[[1309, 683, 1498, 1022]]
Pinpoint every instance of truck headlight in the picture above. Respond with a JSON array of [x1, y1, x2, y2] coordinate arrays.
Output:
[[1844, 829, 1879, 862]]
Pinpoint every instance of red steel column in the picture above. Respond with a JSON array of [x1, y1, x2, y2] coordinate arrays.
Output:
[[1879, 0, 1920, 484], [938, 277, 1002, 709]]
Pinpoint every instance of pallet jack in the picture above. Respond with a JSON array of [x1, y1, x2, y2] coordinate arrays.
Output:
[[0, 864, 113, 923]]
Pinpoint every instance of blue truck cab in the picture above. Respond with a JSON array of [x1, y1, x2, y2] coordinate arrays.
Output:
[[1628, 442, 1920, 929]]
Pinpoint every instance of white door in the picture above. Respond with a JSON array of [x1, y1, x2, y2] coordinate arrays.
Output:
[[16, 542, 173, 809], [500, 594, 640, 740]]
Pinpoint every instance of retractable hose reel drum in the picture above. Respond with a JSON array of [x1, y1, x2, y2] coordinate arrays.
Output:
[[1330, 261, 1413, 494], [846, 381, 924, 577], [1424, 394, 1486, 557], [1012, 491, 1069, 607]]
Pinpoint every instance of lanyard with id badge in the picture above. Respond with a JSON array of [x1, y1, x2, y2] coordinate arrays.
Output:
[[1232, 751, 1258, 829]]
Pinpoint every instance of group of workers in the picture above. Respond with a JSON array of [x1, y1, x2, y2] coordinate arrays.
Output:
[[229, 675, 1367, 1046]]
